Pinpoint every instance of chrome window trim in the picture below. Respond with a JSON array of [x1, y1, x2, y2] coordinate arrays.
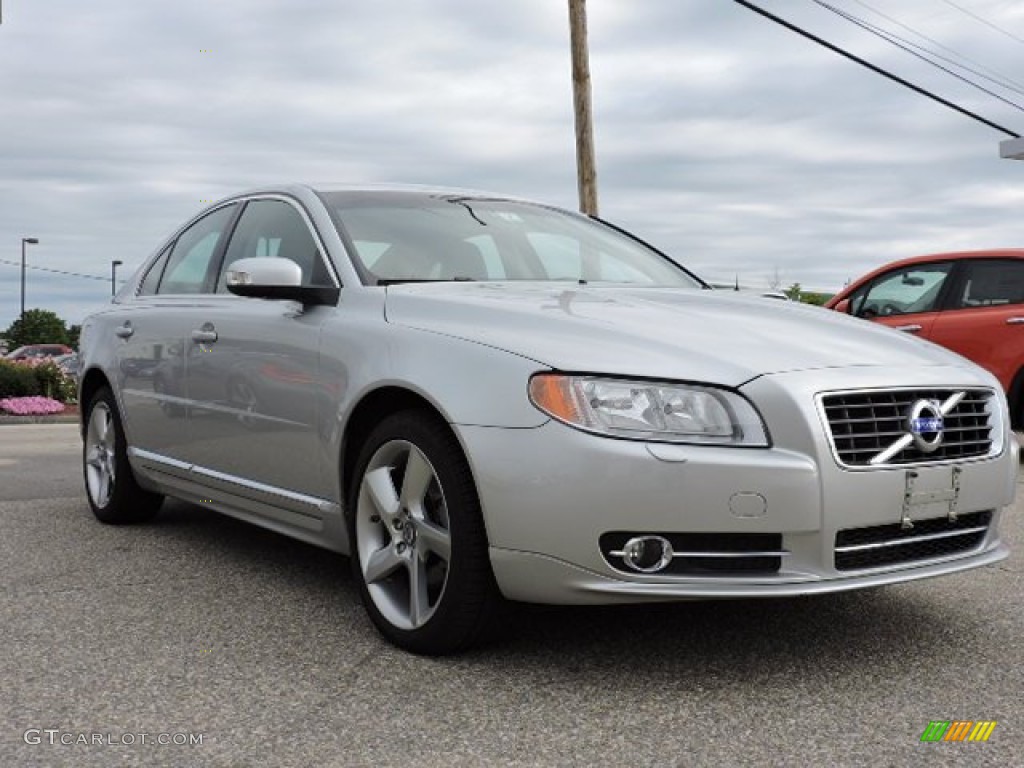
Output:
[[220, 193, 342, 290], [132, 200, 242, 299], [131, 193, 341, 300]]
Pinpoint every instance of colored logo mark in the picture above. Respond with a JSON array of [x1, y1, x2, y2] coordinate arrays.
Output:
[[910, 416, 943, 434], [920, 720, 997, 742]]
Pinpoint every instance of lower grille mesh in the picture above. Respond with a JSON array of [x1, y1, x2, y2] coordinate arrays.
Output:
[[834, 511, 992, 571]]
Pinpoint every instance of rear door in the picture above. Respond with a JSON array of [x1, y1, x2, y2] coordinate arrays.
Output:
[[115, 203, 239, 465], [929, 258, 1024, 392]]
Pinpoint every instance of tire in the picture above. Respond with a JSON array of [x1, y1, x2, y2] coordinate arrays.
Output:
[[83, 386, 163, 524], [348, 410, 501, 655]]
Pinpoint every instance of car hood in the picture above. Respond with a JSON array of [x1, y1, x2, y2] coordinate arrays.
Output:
[[383, 282, 963, 387]]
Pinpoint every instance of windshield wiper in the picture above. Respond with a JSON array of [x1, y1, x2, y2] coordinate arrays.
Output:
[[443, 197, 488, 227], [377, 277, 477, 286]]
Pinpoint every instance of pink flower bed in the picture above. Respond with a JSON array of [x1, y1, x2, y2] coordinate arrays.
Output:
[[9, 357, 54, 369], [0, 396, 66, 415]]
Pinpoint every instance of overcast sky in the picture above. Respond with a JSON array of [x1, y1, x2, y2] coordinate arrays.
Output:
[[1, 0, 1022, 328]]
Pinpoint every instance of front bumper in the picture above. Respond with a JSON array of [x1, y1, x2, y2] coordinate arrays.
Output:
[[487, 542, 1010, 604], [457, 366, 1016, 604]]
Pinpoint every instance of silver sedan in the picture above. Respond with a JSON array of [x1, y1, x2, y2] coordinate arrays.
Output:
[[78, 184, 1018, 654]]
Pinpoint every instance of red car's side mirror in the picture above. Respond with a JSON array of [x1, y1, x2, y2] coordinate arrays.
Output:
[[833, 299, 851, 314]]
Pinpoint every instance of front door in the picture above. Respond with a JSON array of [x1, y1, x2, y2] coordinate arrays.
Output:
[[182, 197, 340, 523]]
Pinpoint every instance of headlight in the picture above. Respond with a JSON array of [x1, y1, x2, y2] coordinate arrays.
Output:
[[529, 374, 769, 447]]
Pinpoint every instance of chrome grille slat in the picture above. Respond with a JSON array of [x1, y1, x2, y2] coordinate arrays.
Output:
[[834, 525, 988, 554], [821, 388, 995, 467]]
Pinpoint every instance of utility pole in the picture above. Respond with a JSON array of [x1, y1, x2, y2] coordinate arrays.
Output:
[[568, 0, 598, 216]]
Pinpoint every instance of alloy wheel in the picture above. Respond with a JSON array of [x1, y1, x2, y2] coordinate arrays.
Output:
[[84, 401, 117, 508], [355, 440, 452, 631]]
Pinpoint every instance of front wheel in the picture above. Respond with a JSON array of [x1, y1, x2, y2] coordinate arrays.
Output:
[[348, 411, 501, 655], [83, 386, 163, 524]]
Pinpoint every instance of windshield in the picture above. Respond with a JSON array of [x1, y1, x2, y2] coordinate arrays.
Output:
[[319, 192, 704, 288]]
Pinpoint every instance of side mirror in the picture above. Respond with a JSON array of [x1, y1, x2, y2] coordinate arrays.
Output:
[[225, 257, 339, 305], [833, 298, 851, 314]]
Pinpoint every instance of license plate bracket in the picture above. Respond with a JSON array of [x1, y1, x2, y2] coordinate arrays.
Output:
[[901, 466, 962, 529]]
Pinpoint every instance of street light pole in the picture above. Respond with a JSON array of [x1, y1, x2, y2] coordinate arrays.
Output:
[[111, 260, 123, 297], [568, 0, 599, 216], [20, 237, 39, 323]]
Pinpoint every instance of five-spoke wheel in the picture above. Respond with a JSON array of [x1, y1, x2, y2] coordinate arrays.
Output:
[[349, 411, 499, 654], [84, 400, 117, 508], [356, 440, 452, 630], [82, 386, 163, 524]]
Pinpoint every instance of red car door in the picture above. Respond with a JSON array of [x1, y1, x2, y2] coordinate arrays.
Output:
[[929, 258, 1024, 393]]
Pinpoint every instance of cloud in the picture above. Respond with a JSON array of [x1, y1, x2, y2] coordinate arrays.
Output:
[[0, 0, 1022, 328]]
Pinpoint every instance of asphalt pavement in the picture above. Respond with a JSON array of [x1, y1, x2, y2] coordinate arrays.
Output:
[[1, 423, 1021, 767]]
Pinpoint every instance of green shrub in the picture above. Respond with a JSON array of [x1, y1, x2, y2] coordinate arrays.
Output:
[[32, 361, 66, 400], [0, 360, 42, 398]]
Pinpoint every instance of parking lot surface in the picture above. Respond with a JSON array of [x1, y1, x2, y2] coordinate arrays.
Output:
[[1, 424, 1021, 767]]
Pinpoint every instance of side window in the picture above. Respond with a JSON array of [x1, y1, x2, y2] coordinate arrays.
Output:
[[157, 205, 237, 295], [954, 260, 1024, 308], [216, 199, 332, 292], [851, 263, 953, 318], [137, 246, 171, 296]]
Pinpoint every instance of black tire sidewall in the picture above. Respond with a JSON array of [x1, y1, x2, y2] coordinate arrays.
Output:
[[83, 386, 160, 524]]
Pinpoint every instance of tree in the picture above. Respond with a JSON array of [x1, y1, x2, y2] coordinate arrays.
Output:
[[4, 309, 70, 348], [67, 324, 82, 350], [784, 283, 802, 302], [799, 291, 832, 307]]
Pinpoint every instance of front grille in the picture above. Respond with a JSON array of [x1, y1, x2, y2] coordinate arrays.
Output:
[[834, 510, 992, 571], [600, 532, 785, 576], [821, 388, 994, 467]]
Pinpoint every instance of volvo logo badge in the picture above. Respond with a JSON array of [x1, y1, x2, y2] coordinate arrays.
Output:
[[907, 399, 944, 453]]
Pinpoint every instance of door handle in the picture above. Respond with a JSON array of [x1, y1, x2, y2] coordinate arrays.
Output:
[[1006, 317, 1024, 325], [114, 323, 134, 339], [191, 326, 218, 344], [894, 324, 922, 333]]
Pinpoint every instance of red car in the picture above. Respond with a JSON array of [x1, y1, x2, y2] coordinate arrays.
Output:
[[5, 343, 74, 361], [826, 249, 1024, 425]]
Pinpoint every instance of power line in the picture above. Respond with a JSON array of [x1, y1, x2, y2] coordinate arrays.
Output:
[[847, 0, 1024, 93], [936, 0, 1024, 45], [0, 258, 108, 282], [731, 0, 1021, 138], [812, 0, 1024, 112]]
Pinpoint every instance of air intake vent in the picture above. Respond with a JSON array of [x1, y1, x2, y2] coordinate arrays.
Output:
[[834, 510, 992, 571]]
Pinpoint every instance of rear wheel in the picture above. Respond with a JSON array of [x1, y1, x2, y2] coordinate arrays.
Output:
[[348, 411, 500, 655], [83, 386, 163, 524]]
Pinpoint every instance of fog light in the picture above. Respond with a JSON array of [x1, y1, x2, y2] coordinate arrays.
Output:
[[621, 536, 674, 573]]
